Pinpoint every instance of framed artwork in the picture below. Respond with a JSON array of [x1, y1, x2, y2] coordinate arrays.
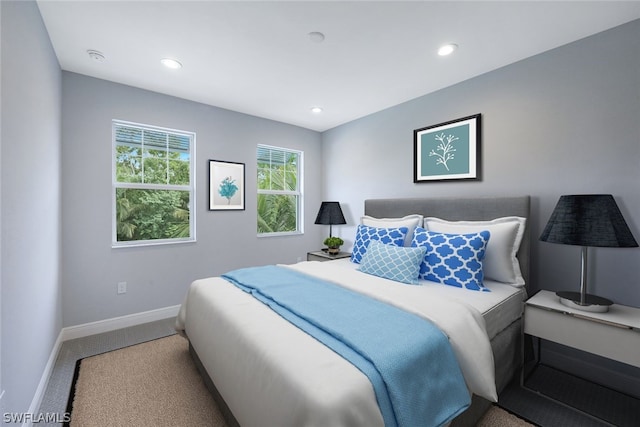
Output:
[[413, 114, 481, 182], [209, 160, 245, 210]]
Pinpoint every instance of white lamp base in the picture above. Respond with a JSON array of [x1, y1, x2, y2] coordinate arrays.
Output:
[[556, 291, 612, 313]]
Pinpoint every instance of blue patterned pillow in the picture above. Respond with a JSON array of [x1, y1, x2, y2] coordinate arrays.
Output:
[[358, 240, 427, 285], [350, 224, 408, 264], [411, 227, 491, 291]]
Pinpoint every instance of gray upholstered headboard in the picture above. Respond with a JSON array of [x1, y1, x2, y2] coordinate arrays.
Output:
[[364, 196, 531, 288]]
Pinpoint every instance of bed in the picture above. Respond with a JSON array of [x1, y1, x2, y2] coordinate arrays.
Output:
[[176, 196, 530, 427]]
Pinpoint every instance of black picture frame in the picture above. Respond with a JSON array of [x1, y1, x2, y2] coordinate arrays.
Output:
[[208, 160, 245, 211], [414, 114, 481, 182]]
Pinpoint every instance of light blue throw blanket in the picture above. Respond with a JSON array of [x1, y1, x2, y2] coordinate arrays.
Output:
[[222, 265, 470, 427]]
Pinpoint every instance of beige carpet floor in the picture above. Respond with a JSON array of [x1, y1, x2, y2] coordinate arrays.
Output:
[[476, 406, 535, 427], [69, 334, 534, 426], [69, 334, 225, 426]]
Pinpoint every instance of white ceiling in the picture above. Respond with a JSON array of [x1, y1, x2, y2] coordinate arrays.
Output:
[[37, 1, 640, 132]]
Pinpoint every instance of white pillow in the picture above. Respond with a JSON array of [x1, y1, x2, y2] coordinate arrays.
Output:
[[423, 216, 526, 287], [361, 214, 423, 247]]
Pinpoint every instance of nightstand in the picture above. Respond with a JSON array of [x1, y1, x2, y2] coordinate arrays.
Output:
[[523, 290, 640, 421], [307, 251, 351, 262], [524, 290, 640, 369]]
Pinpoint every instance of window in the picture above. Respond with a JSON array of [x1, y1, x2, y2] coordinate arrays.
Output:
[[112, 120, 195, 246], [257, 145, 303, 235]]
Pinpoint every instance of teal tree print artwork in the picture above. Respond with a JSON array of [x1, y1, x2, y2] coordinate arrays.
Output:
[[218, 176, 238, 204], [429, 132, 459, 171], [414, 114, 479, 182], [209, 160, 244, 210]]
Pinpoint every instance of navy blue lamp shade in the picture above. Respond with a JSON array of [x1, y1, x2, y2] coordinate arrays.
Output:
[[539, 194, 638, 312], [314, 202, 346, 238]]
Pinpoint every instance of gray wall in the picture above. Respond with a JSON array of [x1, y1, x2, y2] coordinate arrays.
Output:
[[1, 0, 63, 415], [61, 73, 323, 327], [322, 19, 640, 394]]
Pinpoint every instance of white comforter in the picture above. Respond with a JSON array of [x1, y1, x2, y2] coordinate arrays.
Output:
[[176, 261, 496, 427]]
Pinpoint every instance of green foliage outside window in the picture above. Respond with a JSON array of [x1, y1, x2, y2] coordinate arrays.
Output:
[[115, 146, 190, 185], [116, 189, 190, 241], [257, 194, 297, 233], [257, 146, 301, 234]]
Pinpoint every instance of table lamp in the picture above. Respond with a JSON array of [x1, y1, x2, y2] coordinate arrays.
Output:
[[539, 194, 638, 312], [314, 201, 346, 238]]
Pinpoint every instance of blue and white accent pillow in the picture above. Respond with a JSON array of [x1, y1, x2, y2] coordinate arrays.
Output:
[[358, 240, 427, 285], [424, 216, 526, 287], [350, 224, 408, 264], [411, 227, 491, 292]]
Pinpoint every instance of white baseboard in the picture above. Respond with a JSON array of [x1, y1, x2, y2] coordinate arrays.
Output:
[[25, 331, 64, 427], [24, 305, 180, 427], [61, 304, 180, 341]]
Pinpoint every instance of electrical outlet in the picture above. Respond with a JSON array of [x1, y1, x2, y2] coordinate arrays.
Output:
[[117, 281, 127, 294]]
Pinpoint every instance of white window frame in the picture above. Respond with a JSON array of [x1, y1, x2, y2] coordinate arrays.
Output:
[[257, 144, 304, 237], [112, 120, 196, 247]]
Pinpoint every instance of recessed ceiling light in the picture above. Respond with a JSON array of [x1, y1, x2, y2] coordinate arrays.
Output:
[[308, 32, 325, 43], [87, 49, 105, 62], [438, 43, 458, 56], [311, 107, 323, 114], [161, 58, 182, 69]]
